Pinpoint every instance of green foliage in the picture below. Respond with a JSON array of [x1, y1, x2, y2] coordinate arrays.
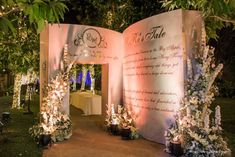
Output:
[[0, 3, 41, 74], [65, 0, 162, 32], [161, 0, 235, 39], [0, 0, 67, 74], [0, 0, 68, 34], [0, 24, 39, 74]]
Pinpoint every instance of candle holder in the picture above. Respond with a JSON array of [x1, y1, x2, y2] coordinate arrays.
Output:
[[170, 141, 184, 157]]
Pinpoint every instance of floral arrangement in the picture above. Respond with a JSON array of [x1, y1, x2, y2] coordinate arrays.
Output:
[[165, 25, 231, 156], [29, 44, 75, 143], [105, 104, 139, 139], [105, 103, 120, 126], [118, 105, 139, 139]]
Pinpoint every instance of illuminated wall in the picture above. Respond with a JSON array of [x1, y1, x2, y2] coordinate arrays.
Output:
[[123, 9, 202, 143], [40, 24, 123, 114]]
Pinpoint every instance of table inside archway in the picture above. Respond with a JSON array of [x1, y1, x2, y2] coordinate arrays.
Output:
[[70, 91, 102, 115]]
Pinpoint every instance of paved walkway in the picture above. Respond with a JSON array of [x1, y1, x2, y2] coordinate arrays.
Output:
[[43, 106, 169, 157]]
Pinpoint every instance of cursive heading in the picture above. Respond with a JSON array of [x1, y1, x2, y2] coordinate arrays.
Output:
[[127, 25, 166, 46]]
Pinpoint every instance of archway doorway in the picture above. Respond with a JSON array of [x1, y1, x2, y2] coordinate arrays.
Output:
[[69, 63, 108, 116], [40, 24, 123, 117]]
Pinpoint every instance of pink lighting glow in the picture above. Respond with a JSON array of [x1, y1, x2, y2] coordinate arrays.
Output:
[[40, 9, 202, 144]]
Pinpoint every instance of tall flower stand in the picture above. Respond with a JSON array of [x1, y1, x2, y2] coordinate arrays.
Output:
[[170, 141, 183, 157]]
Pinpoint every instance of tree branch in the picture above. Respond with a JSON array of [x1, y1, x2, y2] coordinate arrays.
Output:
[[0, 40, 18, 45], [0, 7, 20, 17], [209, 15, 235, 25]]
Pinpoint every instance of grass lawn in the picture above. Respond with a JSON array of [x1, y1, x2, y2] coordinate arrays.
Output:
[[0, 95, 42, 157], [0, 95, 234, 157]]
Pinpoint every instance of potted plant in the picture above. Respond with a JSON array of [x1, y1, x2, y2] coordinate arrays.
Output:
[[120, 127, 131, 140], [105, 104, 139, 139], [109, 114, 120, 135], [164, 121, 183, 156], [118, 105, 139, 140], [169, 136, 183, 157], [105, 104, 120, 135]]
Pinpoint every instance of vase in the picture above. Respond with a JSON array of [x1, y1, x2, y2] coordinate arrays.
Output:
[[38, 134, 52, 148], [110, 124, 119, 135], [170, 141, 183, 157], [121, 128, 131, 140]]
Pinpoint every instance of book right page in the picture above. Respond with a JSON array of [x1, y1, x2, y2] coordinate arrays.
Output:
[[123, 9, 186, 144]]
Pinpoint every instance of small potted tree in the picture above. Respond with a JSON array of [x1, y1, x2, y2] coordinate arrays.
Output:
[[105, 104, 120, 135], [118, 105, 139, 140], [110, 115, 120, 135]]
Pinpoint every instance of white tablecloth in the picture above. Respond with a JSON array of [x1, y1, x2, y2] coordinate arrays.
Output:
[[70, 91, 102, 115]]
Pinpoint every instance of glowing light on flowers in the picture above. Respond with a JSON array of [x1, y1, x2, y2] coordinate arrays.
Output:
[[204, 110, 210, 131], [29, 44, 75, 142], [215, 105, 221, 130], [164, 23, 231, 156], [12, 73, 22, 108], [105, 104, 139, 139]]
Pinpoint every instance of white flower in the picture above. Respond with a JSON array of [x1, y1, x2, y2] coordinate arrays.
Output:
[[191, 119, 196, 126], [209, 134, 218, 141], [189, 96, 198, 105], [215, 105, 221, 129]]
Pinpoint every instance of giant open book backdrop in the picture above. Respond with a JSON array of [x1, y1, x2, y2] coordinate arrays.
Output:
[[34, 9, 230, 155]]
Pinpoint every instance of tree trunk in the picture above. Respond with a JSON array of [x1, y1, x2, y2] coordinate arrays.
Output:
[[25, 71, 37, 102], [72, 70, 77, 91], [89, 65, 95, 93], [80, 65, 87, 91], [12, 73, 22, 109]]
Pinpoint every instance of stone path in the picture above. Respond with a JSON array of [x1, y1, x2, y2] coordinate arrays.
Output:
[[43, 106, 169, 157]]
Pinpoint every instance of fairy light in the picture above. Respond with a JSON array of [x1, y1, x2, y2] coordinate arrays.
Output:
[[12, 73, 22, 108]]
